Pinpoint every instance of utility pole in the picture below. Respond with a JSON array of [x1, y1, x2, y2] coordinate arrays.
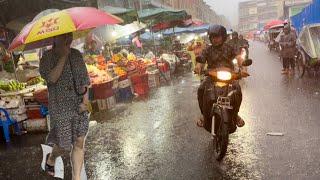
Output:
[[139, 0, 142, 10]]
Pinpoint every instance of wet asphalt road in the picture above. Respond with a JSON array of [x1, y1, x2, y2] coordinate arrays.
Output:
[[1, 41, 320, 180]]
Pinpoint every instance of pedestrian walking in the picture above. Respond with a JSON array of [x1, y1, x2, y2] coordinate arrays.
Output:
[[279, 25, 297, 74], [39, 33, 90, 180]]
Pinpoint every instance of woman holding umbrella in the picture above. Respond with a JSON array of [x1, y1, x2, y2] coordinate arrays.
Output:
[[40, 32, 90, 178], [9, 7, 123, 179]]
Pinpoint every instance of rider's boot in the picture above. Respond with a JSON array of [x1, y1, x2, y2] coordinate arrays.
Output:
[[235, 115, 245, 127]]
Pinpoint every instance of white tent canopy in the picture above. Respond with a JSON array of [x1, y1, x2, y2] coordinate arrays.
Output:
[[92, 21, 146, 43]]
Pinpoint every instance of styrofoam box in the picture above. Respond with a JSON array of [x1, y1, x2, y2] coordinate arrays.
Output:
[[119, 79, 131, 89], [96, 99, 107, 111], [107, 96, 116, 109]]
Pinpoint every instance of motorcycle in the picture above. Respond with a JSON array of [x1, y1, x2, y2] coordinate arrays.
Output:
[[173, 50, 192, 71], [206, 58, 252, 161]]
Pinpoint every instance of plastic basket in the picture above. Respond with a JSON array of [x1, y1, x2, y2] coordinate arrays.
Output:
[[133, 83, 149, 96]]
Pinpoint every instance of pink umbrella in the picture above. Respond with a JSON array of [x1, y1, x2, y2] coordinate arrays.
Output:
[[9, 7, 123, 51], [264, 20, 285, 30]]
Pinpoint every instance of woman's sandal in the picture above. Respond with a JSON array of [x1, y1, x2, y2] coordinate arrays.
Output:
[[44, 153, 55, 176]]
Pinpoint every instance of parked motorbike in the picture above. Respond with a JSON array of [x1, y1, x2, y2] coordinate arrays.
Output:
[[173, 50, 192, 71], [205, 58, 252, 161]]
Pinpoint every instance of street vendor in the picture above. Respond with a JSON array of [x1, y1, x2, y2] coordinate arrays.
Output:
[[102, 43, 112, 61], [39, 33, 90, 179], [172, 39, 182, 52], [85, 40, 100, 55], [0, 43, 6, 71]]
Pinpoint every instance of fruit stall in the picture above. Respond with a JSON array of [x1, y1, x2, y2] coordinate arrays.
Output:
[[83, 51, 171, 112], [0, 49, 174, 135]]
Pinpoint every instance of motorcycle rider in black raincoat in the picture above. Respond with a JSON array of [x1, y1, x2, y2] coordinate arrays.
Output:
[[194, 25, 245, 133]]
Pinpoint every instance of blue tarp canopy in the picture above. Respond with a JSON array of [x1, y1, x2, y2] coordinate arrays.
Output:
[[140, 32, 162, 40], [291, 0, 320, 33], [163, 24, 210, 35]]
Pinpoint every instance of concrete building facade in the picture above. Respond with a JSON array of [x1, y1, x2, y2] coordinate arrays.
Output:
[[238, 0, 259, 34], [238, 0, 312, 34]]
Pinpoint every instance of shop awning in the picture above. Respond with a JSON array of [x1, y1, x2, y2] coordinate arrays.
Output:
[[5, 15, 35, 33], [163, 24, 210, 35], [151, 15, 193, 32], [138, 8, 189, 26], [92, 21, 146, 43], [100, 6, 138, 25]]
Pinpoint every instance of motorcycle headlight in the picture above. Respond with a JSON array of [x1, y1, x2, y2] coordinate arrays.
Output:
[[232, 59, 238, 65], [217, 71, 232, 81]]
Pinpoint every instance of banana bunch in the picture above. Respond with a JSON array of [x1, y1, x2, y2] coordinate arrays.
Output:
[[0, 80, 26, 92], [0, 81, 8, 91], [27, 76, 45, 86]]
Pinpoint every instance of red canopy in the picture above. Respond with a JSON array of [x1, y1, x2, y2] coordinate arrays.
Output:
[[264, 20, 285, 30], [151, 18, 202, 32]]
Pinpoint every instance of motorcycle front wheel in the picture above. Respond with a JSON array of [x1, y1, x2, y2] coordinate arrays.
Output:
[[213, 110, 229, 161]]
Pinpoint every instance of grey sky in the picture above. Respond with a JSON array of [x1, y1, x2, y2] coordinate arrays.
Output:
[[205, 0, 246, 26]]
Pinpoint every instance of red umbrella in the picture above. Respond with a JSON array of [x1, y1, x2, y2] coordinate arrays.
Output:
[[264, 20, 284, 30]]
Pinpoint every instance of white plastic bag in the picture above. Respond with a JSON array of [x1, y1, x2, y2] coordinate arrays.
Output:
[[41, 144, 87, 180], [41, 144, 64, 179]]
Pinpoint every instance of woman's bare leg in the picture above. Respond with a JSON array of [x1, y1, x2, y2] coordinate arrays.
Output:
[[71, 136, 86, 180]]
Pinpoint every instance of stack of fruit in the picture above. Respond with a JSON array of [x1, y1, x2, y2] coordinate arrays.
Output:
[[127, 53, 137, 61], [111, 53, 124, 63], [0, 80, 26, 92], [114, 67, 127, 77], [86, 64, 113, 84], [96, 55, 107, 70], [26, 77, 45, 86]]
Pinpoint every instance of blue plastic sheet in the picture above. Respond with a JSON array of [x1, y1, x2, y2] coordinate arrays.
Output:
[[163, 24, 210, 35], [291, 0, 320, 33]]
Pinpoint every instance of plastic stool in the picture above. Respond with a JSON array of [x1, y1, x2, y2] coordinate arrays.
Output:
[[0, 108, 21, 143], [40, 105, 48, 117]]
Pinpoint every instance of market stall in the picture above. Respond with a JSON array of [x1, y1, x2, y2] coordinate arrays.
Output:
[[0, 6, 194, 142], [83, 50, 171, 109], [1, 7, 124, 141]]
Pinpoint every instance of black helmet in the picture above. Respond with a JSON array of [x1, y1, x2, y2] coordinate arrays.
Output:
[[208, 24, 228, 43]]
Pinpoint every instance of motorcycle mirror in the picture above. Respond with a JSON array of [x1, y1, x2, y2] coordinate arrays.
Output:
[[242, 59, 253, 67]]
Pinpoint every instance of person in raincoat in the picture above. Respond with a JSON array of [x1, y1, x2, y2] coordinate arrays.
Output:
[[279, 25, 297, 74], [39, 33, 90, 180], [187, 38, 206, 70]]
